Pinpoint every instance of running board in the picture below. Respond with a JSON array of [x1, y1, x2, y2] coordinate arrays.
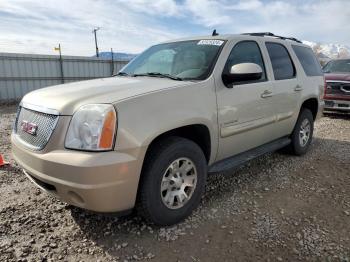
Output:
[[208, 137, 291, 174]]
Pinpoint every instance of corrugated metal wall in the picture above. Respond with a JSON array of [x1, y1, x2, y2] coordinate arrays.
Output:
[[0, 53, 130, 101]]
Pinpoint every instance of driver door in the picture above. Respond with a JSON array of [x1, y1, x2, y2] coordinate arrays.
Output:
[[216, 40, 276, 161]]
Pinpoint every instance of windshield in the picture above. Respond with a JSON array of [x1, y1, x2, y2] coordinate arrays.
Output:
[[323, 59, 350, 73], [119, 40, 225, 80]]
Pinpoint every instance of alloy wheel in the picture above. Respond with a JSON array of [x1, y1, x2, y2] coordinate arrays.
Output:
[[160, 158, 197, 209]]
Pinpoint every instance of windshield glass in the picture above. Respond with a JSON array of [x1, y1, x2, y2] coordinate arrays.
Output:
[[119, 40, 225, 80], [323, 59, 350, 73]]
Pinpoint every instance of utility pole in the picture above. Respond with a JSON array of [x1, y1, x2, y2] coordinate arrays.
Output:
[[110, 48, 114, 75], [54, 44, 64, 84], [92, 27, 100, 57]]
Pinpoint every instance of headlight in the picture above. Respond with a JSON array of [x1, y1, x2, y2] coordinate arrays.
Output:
[[65, 104, 117, 151]]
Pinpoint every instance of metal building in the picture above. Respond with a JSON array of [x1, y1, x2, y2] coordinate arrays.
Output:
[[0, 52, 129, 102]]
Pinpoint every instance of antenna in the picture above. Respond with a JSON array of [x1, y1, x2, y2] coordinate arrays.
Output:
[[212, 29, 219, 36]]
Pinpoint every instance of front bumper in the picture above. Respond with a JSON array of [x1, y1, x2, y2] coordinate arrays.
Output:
[[12, 134, 144, 212], [324, 99, 350, 112]]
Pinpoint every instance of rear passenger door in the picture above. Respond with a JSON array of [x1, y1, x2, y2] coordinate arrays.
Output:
[[264, 42, 300, 138]]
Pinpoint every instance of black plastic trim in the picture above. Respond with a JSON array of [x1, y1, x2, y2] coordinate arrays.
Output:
[[242, 32, 302, 43], [208, 137, 291, 173]]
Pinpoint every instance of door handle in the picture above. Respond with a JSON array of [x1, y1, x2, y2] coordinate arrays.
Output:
[[294, 85, 303, 92], [261, 90, 273, 98]]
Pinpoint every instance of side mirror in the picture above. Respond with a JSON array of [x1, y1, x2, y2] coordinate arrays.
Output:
[[223, 63, 263, 86]]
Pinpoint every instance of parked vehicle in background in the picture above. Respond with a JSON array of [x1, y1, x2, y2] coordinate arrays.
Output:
[[12, 32, 324, 226], [323, 59, 350, 112]]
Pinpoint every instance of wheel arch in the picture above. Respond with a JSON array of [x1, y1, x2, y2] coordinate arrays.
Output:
[[143, 124, 212, 164], [300, 97, 318, 119]]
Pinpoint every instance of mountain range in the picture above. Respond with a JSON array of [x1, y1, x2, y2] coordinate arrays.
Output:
[[302, 41, 350, 60], [98, 52, 137, 61]]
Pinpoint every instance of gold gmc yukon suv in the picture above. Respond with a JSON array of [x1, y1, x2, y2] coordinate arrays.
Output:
[[12, 33, 325, 225]]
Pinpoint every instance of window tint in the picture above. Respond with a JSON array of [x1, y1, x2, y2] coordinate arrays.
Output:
[[266, 43, 295, 80], [292, 45, 323, 76], [224, 41, 266, 83]]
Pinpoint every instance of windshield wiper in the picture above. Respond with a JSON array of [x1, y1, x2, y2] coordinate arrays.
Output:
[[133, 72, 183, 81], [114, 71, 130, 77]]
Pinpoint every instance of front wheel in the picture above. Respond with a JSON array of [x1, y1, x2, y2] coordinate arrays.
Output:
[[287, 108, 314, 155], [137, 137, 207, 226]]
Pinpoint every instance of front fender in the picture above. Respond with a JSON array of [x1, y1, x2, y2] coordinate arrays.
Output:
[[113, 79, 218, 165]]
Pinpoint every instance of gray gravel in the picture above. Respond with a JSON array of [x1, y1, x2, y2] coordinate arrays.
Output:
[[0, 105, 349, 261]]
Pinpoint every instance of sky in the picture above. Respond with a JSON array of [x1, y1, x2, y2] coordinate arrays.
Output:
[[0, 0, 349, 56]]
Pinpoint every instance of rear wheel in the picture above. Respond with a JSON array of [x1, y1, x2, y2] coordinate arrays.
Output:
[[287, 108, 314, 155], [137, 137, 207, 226]]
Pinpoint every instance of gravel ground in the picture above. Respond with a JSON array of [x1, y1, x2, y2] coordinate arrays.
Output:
[[0, 105, 349, 262]]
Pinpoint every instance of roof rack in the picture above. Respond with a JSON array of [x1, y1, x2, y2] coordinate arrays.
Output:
[[242, 32, 302, 43]]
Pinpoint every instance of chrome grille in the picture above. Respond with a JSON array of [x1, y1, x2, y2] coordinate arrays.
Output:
[[326, 81, 350, 97], [15, 107, 59, 151]]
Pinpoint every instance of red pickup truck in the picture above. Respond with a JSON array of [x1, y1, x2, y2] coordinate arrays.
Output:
[[323, 59, 350, 112]]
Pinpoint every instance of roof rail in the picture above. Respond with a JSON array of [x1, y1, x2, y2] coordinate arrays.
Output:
[[242, 32, 302, 43]]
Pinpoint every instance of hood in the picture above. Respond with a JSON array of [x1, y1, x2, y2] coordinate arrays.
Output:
[[325, 73, 350, 82], [22, 77, 189, 115]]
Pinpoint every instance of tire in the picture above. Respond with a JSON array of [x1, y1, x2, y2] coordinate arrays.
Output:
[[137, 136, 207, 226], [286, 108, 314, 155]]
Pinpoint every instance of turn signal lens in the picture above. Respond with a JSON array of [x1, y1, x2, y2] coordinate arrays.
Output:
[[99, 110, 117, 149]]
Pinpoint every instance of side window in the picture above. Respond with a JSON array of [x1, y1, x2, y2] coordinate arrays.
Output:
[[224, 41, 267, 83], [292, 45, 323, 76], [266, 43, 296, 80]]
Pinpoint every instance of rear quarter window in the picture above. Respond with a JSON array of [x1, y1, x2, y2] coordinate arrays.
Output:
[[292, 45, 323, 76]]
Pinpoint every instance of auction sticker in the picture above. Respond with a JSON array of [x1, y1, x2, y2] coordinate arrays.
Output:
[[197, 40, 224, 46]]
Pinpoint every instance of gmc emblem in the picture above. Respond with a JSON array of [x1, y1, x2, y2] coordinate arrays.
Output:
[[21, 120, 38, 136]]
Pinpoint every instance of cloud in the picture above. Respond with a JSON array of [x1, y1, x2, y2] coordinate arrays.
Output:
[[182, 0, 350, 44], [0, 0, 349, 56], [0, 0, 181, 55], [183, 0, 232, 27], [253, 0, 350, 44], [227, 0, 263, 11], [116, 0, 181, 17]]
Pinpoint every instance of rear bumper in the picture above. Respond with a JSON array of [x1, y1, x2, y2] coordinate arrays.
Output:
[[11, 134, 145, 212], [324, 99, 350, 112]]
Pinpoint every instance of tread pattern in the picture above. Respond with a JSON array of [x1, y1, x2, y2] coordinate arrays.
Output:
[[286, 108, 314, 156], [137, 137, 180, 223], [137, 136, 207, 225]]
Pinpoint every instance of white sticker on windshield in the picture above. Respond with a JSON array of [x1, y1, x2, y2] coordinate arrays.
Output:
[[197, 40, 224, 46]]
